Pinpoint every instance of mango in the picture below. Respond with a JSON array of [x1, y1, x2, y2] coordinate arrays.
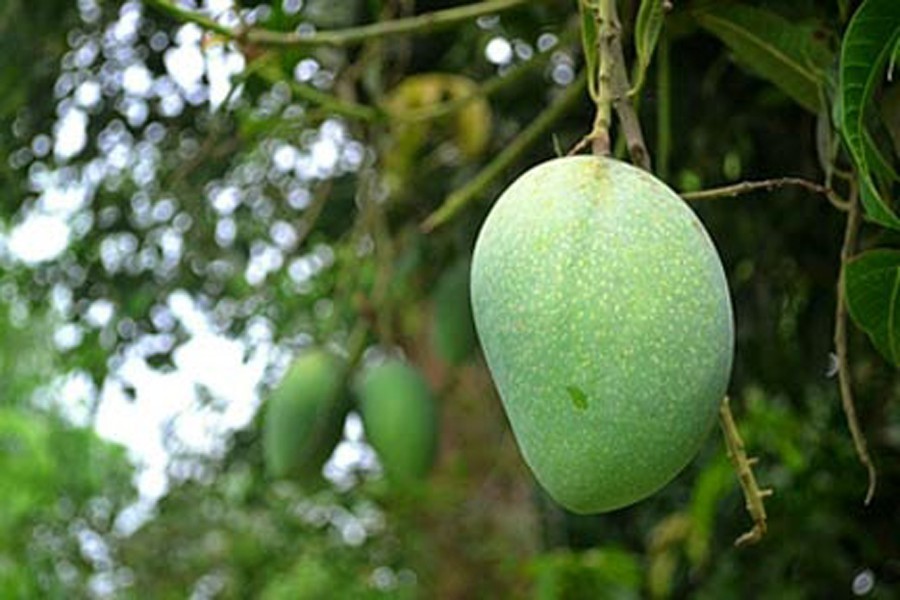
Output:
[[431, 258, 477, 365], [470, 156, 733, 513], [357, 360, 438, 483], [263, 350, 351, 482]]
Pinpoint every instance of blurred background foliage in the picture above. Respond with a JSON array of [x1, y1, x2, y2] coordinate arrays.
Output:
[[0, 0, 898, 598]]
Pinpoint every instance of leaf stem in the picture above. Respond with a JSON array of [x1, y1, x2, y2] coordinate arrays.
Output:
[[718, 396, 772, 547], [834, 184, 877, 504], [681, 177, 850, 211], [421, 72, 587, 232], [144, 0, 533, 47]]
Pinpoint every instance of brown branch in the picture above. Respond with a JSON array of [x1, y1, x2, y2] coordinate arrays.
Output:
[[569, 0, 649, 169], [606, 0, 650, 170], [145, 0, 533, 48], [681, 177, 850, 211], [593, 0, 615, 156], [834, 185, 877, 505], [719, 396, 772, 547]]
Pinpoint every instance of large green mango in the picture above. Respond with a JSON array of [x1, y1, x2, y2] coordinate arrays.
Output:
[[357, 360, 438, 483], [430, 258, 477, 365], [470, 156, 733, 513], [263, 350, 351, 482]]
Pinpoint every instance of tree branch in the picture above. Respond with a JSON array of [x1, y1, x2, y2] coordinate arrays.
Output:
[[144, 0, 533, 48], [719, 396, 772, 547], [834, 185, 877, 505], [606, 0, 650, 170], [592, 0, 615, 156], [569, 0, 649, 169], [681, 177, 850, 211], [422, 72, 587, 232]]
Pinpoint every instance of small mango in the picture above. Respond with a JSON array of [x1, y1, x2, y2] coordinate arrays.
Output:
[[357, 360, 438, 483], [263, 350, 351, 483]]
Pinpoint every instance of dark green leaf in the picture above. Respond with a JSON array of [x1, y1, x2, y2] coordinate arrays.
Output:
[[865, 130, 899, 185], [695, 3, 834, 113], [845, 249, 900, 365], [838, 0, 900, 229], [631, 0, 667, 94]]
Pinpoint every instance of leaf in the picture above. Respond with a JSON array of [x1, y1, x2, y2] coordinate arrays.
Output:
[[865, 130, 899, 185], [695, 3, 834, 113], [631, 0, 667, 94], [839, 0, 900, 229], [845, 249, 900, 365], [579, 0, 600, 100]]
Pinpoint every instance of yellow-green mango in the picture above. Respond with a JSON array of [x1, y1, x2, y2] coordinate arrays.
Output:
[[357, 360, 438, 483], [470, 156, 733, 513], [263, 350, 351, 482]]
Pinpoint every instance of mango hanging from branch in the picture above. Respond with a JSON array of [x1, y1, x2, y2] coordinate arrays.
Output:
[[471, 156, 734, 513]]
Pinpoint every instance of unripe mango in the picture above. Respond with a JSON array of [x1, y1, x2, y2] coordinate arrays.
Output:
[[263, 350, 351, 482], [357, 360, 438, 483], [431, 258, 477, 365], [471, 156, 733, 513]]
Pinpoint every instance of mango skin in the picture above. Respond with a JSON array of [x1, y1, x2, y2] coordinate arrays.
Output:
[[470, 156, 733, 513], [357, 360, 438, 483], [263, 350, 351, 482]]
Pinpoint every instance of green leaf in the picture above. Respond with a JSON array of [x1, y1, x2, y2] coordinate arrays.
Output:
[[845, 249, 900, 365], [865, 130, 900, 185], [579, 0, 600, 100], [631, 0, 667, 94], [839, 0, 900, 229], [695, 3, 834, 113]]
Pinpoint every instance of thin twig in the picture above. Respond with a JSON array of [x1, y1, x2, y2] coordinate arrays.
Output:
[[592, 0, 615, 156], [288, 80, 384, 122], [606, 0, 650, 170], [834, 184, 877, 505], [421, 71, 587, 232], [144, 0, 533, 47], [569, 0, 649, 169], [294, 180, 333, 249], [719, 396, 772, 547], [681, 177, 850, 211]]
